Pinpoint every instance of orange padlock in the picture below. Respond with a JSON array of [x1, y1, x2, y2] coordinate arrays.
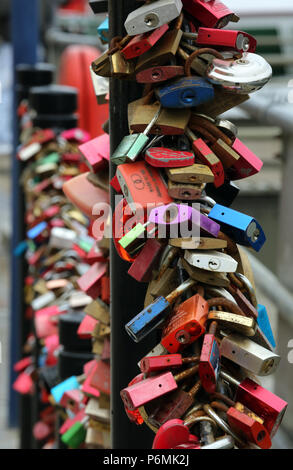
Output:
[[161, 294, 208, 353]]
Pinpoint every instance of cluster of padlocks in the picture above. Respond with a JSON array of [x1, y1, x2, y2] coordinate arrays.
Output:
[[13, 84, 111, 448], [92, 0, 288, 449]]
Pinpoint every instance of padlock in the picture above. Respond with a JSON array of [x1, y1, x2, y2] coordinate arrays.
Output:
[[198, 321, 220, 393], [51, 375, 82, 404], [227, 138, 264, 180], [79, 133, 109, 173], [155, 77, 214, 109], [110, 39, 136, 79], [125, 278, 196, 342], [220, 371, 287, 437], [112, 105, 163, 165], [60, 389, 83, 414], [205, 181, 239, 207], [97, 17, 109, 43], [184, 249, 238, 273], [124, 0, 183, 36], [127, 238, 164, 282], [207, 53, 272, 94], [182, 0, 239, 29], [161, 293, 208, 353], [136, 65, 185, 84], [140, 354, 199, 375], [257, 304, 276, 349], [121, 364, 198, 411], [77, 261, 107, 299], [85, 299, 110, 325], [207, 311, 256, 337], [182, 258, 229, 287], [185, 128, 224, 188], [188, 116, 241, 170], [208, 204, 266, 252], [145, 147, 195, 168], [121, 24, 169, 59], [129, 101, 191, 135], [85, 398, 110, 423], [148, 374, 201, 427], [116, 160, 172, 210], [61, 417, 88, 449], [168, 181, 203, 200], [169, 237, 227, 250], [210, 395, 271, 449], [136, 28, 183, 72], [148, 267, 177, 302], [166, 163, 214, 185], [193, 28, 257, 53], [220, 333, 280, 376], [194, 87, 250, 119]]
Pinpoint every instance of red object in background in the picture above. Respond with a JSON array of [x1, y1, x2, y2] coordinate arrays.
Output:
[[59, 0, 87, 13], [58, 45, 109, 138]]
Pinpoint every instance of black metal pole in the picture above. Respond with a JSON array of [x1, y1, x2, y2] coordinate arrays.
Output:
[[109, 0, 156, 449]]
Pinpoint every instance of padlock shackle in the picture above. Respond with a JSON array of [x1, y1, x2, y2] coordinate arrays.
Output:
[[220, 370, 240, 388], [203, 404, 246, 447], [166, 278, 196, 304], [174, 364, 199, 382], [188, 379, 201, 398], [207, 297, 245, 317]]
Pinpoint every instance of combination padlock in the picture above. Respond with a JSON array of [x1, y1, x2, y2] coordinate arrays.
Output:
[[124, 0, 183, 36], [161, 293, 208, 353], [208, 204, 266, 252]]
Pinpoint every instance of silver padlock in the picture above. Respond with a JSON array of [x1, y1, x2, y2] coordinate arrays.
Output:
[[219, 333, 280, 376], [124, 0, 183, 36], [184, 250, 238, 273], [207, 52, 272, 94]]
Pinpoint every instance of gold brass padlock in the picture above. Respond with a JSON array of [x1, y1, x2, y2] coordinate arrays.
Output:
[[136, 15, 183, 73], [129, 99, 191, 135]]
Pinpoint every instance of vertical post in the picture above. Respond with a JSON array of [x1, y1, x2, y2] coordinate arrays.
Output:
[[275, 133, 293, 435], [108, 0, 156, 449], [10, 0, 38, 434]]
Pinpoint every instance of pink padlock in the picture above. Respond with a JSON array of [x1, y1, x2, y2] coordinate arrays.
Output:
[[152, 419, 199, 449], [77, 261, 107, 299], [228, 138, 263, 180], [79, 133, 110, 173], [60, 128, 90, 144]]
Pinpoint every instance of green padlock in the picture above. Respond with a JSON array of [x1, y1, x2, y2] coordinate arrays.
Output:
[[111, 105, 162, 165], [61, 420, 87, 449]]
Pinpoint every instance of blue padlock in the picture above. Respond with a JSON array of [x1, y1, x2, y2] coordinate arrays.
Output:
[[125, 278, 195, 342], [14, 240, 28, 256], [208, 204, 266, 252], [155, 77, 214, 108], [97, 17, 109, 43], [257, 304, 276, 348], [51, 376, 80, 404], [26, 221, 48, 240]]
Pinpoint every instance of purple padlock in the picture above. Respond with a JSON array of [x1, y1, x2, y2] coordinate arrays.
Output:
[[148, 203, 220, 239]]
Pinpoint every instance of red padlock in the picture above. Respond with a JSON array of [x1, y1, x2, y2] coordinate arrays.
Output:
[[127, 238, 164, 282], [198, 321, 220, 394], [77, 261, 107, 299], [79, 133, 110, 173], [196, 28, 257, 53], [145, 147, 195, 168], [182, 0, 239, 29], [121, 24, 169, 59]]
